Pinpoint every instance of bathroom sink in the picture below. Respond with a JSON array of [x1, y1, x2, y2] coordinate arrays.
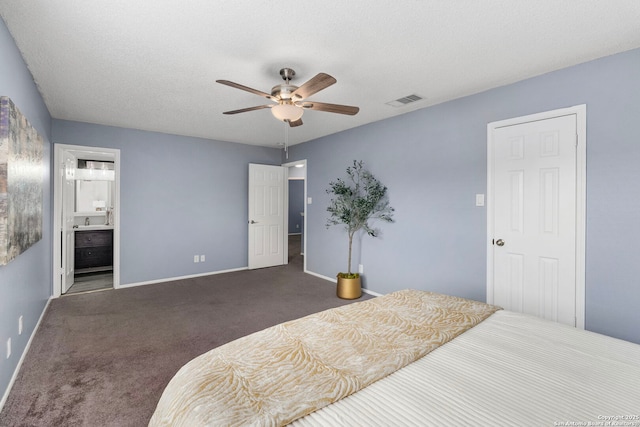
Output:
[[74, 225, 114, 231]]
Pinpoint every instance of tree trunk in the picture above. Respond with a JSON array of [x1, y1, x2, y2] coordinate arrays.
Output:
[[347, 232, 354, 274]]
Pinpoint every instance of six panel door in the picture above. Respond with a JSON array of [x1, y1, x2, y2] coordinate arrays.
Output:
[[248, 164, 285, 269], [492, 114, 577, 326]]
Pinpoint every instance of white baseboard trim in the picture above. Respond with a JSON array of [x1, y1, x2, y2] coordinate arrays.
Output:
[[303, 270, 383, 297], [0, 297, 52, 413], [362, 288, 383, 297], [304, 270, 336, 283], [118, 267, 249, 289]]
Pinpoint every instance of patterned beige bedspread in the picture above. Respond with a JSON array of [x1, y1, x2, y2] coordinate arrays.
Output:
[[149, 290, 500, 427]]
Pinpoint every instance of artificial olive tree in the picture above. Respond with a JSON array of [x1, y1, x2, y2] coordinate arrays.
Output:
[[326, 160, 394, 277]]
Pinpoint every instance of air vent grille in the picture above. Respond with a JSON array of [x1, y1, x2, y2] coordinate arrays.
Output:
[[386, 94, 424, 107]]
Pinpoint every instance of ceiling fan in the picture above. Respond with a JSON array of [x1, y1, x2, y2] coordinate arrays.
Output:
[[216, 68, 359, 127]]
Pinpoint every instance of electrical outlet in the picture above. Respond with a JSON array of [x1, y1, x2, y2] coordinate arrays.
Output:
[[358, 264, 364, 274], [296, 224, 299, 229], [18, 315, 23, 335], [6, 338, 11, 359], [200, 255, 205, 262], [193, 255, 199, 263]]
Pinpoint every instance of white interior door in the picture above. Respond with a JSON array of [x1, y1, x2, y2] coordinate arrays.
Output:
[[62, 152, 76, 293], [489, 113, 580, 326], [248, 163, 286, 269]]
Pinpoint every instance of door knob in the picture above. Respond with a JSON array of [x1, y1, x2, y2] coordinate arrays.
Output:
[[495, 239, 505, 246], [250, 220, 258, 224]]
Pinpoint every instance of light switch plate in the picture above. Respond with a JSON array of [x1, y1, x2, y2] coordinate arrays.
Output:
[[475, 194, 485, 207]]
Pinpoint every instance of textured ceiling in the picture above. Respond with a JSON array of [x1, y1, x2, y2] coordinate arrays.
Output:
[[2, 1, 640, 147]]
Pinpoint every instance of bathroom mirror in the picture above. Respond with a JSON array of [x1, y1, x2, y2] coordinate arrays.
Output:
[[75, 180, 114, 213]]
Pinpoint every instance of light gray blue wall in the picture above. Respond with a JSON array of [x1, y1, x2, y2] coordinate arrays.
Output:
[[290, 48, 640, 344], [2, 12, 639, 409], [288, 180, 304, 234], [0, 18, 52, 400], [52, 120, 281, 285]]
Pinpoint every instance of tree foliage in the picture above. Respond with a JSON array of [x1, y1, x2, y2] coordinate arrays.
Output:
[[326, 160, 394, 274]]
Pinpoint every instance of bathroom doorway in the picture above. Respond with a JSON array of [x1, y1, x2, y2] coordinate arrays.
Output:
[[53, 144, 121, 297]]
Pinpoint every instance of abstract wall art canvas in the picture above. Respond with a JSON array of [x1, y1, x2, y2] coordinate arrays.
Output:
[[0, 96, 44, 265]]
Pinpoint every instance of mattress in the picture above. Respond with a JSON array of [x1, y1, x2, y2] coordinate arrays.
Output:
[[290, 310, 640, 426]]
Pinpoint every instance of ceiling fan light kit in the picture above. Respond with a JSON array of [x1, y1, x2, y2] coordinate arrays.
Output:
[[216, 68, 359, 128], [271, 103, 303, 122]]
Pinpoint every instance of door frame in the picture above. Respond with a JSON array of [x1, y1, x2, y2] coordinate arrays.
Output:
[[486, 105, 586, 328], [282, 159, 307, 273], [53, 144, 121, 297]]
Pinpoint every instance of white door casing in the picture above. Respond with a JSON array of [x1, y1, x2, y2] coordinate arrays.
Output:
[[248, 163, 286, 269], [53, 144, 121, 298], [487, 106, 586, 328]]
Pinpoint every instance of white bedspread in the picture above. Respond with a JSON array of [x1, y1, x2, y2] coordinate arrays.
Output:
[[291, 310, 640, 426]]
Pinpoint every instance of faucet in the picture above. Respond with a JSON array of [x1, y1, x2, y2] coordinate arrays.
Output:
[[105, 208, 113, 226], [85, 217, 90, 226]]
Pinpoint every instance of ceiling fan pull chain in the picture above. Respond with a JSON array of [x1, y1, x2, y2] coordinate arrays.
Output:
[[284, 122, 289, 159]]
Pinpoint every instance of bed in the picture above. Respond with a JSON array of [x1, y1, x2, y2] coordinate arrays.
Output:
[[149, 290, 640, 426]]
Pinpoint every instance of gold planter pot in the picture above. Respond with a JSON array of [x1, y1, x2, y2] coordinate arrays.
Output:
[[336, 275, 362, 299]]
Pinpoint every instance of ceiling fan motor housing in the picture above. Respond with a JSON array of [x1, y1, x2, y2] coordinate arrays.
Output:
[[272, 84, 298, 100]]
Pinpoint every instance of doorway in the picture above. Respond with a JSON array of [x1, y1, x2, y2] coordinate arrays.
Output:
[[286, 161, 306, 270], [53, 144, 121, 297], [486, 106, 586, 328]]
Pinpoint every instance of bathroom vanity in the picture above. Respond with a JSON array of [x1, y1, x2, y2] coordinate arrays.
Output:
[[74, 228, 113, 271]]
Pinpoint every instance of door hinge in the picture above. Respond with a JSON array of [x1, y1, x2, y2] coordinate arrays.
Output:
[[59, 267, 65, 276]]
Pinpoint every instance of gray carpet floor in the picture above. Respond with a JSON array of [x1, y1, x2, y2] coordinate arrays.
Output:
[[0, 236, 371, 426]]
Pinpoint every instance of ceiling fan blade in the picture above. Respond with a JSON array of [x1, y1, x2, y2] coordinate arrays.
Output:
[[286, 118, 303, 127], [291, 73, 336, 100], [296, 101, 359, 115], [216, 80, 276, 101], [222, 105, 272, 115]]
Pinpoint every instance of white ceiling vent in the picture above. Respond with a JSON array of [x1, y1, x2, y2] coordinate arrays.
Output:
[[386, 94, 424, 107]]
